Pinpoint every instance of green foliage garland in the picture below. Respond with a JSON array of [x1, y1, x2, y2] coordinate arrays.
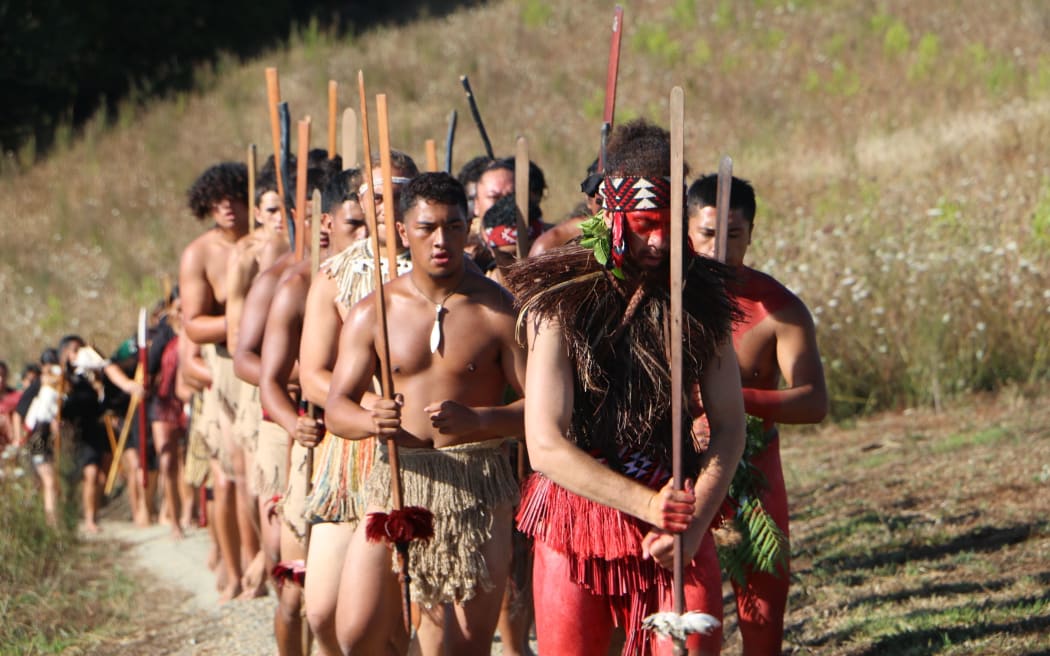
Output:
[[716, 414, 790, 586]]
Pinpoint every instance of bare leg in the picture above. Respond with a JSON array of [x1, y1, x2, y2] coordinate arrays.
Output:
[[439, 504, 513, 656], [176, 440, 195, 528], [336, 515, 409, 656], [224, 413, 264, 599], [82, 463, 101, 533], [36, 461, 59, 526], [153, 422, 184, 539], [122, 449, 150, 527], [211, 459, 243, 602], [305, 522, 355, 655], [274, 524, 305, 656], [495, 550, 535, 656]]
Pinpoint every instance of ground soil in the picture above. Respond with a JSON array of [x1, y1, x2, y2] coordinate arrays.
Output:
[[82, 387, 1049, 655]]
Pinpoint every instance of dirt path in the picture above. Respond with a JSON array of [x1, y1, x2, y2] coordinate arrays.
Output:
[[87, 521, 278, 655], [91, 519, 531, 655]]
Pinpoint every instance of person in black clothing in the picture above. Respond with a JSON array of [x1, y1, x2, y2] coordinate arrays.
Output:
[[16, 348, 61, 526], [57, 335, 109, 533]]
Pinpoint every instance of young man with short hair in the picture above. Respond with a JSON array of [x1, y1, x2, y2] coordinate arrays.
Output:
[[327, 172, 526, 655], [687, 174, 828, 656]]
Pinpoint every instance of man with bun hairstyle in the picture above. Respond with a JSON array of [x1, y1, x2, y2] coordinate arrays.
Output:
[[504, 119, 745, 655]]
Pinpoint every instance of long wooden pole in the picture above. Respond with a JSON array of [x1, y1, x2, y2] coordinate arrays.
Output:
[[375, 89, 413, 633], [248, 144, 257, 234], [599, 6, 625, 171], [137, 307, 149, 488], [444, 110, 457, 174], [265, 68, 289, 233], [715, 156, 733, 262], [328, 81, 338, 159], [425, 139, 439, 172], [295, 118, 311, 262], [459, 75, 494, 159], [513, 136, 531, 259], [342, 108, 358, 168], [669, 85, 687, 656]]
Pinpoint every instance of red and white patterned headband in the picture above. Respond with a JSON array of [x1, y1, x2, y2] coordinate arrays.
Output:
[[600, 176, 673, 212]]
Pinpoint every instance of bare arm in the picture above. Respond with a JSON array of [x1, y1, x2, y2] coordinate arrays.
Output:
[[524, 317, 689, 529], [224, 241, 258, 354], [103, 362, 144, 398], [258, 277, 305, 437], [298, 274, 341, 407], [324, 298, 383, 440], [179, 240, 226, 345], [177, 326, 211, 390], [233, 266, 281, 386], [746, 303, 828, 424], [644, 339, 746, 567]]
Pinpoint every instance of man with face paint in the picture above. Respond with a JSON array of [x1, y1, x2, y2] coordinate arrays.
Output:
[[687, 174, 828, 656], [504, 120, 745, 656]]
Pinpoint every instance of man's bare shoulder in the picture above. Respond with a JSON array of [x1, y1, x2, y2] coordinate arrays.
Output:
[[745, 267, 814, 326], [462, 270, 516, 316]]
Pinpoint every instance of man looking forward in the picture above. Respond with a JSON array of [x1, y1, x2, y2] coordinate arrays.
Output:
[[326, 172, 526, 655], [179, 161, 252, 602], [688, 174, 828, 655]]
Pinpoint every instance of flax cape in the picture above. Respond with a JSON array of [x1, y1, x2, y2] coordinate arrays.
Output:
[[504, 242, 738, 653], [304, 239, 412, 524]]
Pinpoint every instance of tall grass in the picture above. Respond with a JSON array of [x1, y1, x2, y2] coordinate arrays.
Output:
[[0, 445, 136, 654], [0, 0, 1048, 417]]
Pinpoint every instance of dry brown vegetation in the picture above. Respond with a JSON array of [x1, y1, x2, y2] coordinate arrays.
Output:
[[2, 0, 1049, 416]]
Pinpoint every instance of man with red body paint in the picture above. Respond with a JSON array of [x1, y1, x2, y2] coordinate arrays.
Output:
[[506, 120, 745, 656], [687, 174, 828, 655]]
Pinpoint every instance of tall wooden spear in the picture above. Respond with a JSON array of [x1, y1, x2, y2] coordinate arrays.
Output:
[[342, 108, 358, 168], [459, 75, 494, 159], [137, 307, 149, 488], [265, 68, 290, 236], [444, 110, 457, 173], [425, 139, 439, 172], [357, 73, 434, 634], [599, 5, 624, 172], [248, 144, 257, 234], [328, 80, 338, 159], [294, 118, 310, 262], [641, 86, 722, 651]]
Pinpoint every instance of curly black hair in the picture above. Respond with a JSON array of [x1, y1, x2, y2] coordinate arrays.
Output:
[[399, 172, 467, 219], [187, 162, 249, 219], [482, 194, 540, 230], [456, 155, 493, 186], [604, 119, 690, 179]]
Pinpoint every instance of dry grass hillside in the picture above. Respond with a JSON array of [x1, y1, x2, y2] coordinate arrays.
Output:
[[1, 0, 1049, 415]]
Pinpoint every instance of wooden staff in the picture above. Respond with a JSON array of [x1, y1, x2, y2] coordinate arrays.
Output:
[[444, 110, 457, 173], [669, 85, 687, 656], [513, 136, 531, 259], [137, 307, 149, 488], [328, 80, 338, 158], [599, 6, 625, 171], [248, 144, 257, 234], [342, 108, 358, 168], [104, 385, 142, 495], [715, 156, 733, 261], [104, 412, 117, 454], [358, 73, 412, 632], [265, 68, 290, 232], [425, 139, 439, 172], [280, 102, 295, 248], [459, 75, 494, 159], [295, 118, 311, 262]]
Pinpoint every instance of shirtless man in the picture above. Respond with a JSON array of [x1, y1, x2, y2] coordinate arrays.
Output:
[[528, 159, 601, 257], [326, 172, 526, 655], [179, 161, 251, 602], [505, 120, 745, 655], [225, 168, 290, 597], [297, 156, 416, 656], [687, 174, 828, 655], [258, 182, 332, 656]]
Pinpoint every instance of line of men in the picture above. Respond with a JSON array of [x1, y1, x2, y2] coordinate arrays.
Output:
[[175, 117, 827, 656]]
